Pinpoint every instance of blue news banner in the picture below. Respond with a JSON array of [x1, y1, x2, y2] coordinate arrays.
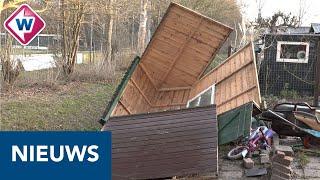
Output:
[[0, 132, 111, 180]]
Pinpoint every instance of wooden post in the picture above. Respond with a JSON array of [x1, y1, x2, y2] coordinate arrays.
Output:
[[314, 41, 320, 107], [227, 45, 232, 57]]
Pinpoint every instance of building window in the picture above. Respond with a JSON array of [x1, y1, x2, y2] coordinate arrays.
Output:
[[276, 41, 309, 63], [187, 85, 215, 108]]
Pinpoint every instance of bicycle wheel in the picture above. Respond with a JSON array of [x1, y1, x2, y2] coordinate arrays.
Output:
[[227, 146, 247, 160]]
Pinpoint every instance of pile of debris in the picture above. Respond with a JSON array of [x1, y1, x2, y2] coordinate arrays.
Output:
[[271, 151, 294, 179], [98, 2, 320, 180]]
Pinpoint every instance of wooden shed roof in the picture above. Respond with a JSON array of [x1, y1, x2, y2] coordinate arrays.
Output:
[[102, 105, 218, 179], [140, 3, 233, 90], [100, 3, 234, 123]]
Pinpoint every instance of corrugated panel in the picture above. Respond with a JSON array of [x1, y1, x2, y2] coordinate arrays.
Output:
[[190, 42, 262, 115], [265, 27, 311, 34], [311, 23, 320, 34], [285, 27, 311, 34], [102, 105, 218, 180]]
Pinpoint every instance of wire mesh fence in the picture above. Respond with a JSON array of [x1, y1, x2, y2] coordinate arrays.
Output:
[[259, 34, 320, 96]]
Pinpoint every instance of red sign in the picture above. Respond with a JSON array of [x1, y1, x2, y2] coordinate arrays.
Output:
[[4, 4, 46, 46]]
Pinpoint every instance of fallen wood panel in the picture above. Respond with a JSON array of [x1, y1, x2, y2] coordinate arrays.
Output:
[[189, 43, 262, 115], [100, 3, 232, 121], [141, 3, 232, 89], [102, 105, 218, 180]]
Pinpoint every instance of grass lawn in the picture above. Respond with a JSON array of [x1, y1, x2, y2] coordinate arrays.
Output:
[[0, 82, 115, 131]]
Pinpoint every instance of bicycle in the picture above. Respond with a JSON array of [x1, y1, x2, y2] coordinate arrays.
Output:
[[227, 126, 274, 160]]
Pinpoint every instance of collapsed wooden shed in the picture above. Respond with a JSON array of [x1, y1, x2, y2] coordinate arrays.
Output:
[[100, 2, 262, 179], [100, 3, 232, 122], [190, 43, 261, 115], [100, 3, 261, 122]]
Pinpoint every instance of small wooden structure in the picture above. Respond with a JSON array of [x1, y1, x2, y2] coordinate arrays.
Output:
[[103, 105, 218, 180], [100, 3, 262, 179], [100, 3, 233, 122], [259, 26, 320, 98], [100, 3, 261, 122]]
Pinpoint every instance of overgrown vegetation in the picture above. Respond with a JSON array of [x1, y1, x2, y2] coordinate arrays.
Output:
[[0, 82, 115, 130], [280, 83, 299, 99]]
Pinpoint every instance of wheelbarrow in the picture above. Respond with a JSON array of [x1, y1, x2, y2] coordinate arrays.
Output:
[[260, 102, 320, 148]]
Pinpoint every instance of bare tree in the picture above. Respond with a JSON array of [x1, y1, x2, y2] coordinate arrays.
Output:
[[0, 0, 26, 89], [1, 0, 244, 88], [137, 0, 148, 55], [298, 0, 307, 27], [60, 0, 86, 78], [105, 0, 115, 65], [255, 11, 299, 33]]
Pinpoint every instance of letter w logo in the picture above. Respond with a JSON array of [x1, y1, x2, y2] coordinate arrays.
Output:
[[15, 18, 34, 31]]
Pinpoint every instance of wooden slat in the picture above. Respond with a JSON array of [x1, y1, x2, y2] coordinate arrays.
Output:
[[158, 86, 192, 91], [139, 2, 232, 89], [120, 82, 151, 114], [112, 103, 130, 116], [103, 105, 218, 180], [159, 18, 204, 88], [130, 79, 153, 106], [118, 101, 131, 114], [190, 43, 261, 115], [162, 68, 198, 88], [138, 63, 158, 89], [170, 3, 232, 32]]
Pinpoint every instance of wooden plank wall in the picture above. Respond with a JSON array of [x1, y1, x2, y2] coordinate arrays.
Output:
[[103, 105, 218, 180], [109, 3, 233, 117], [112, 65, 154, 116], [189, 43, 261, 115], [150, 89, 190, 112], [112, 64, 191, 116], [112, 43, 261, 117]]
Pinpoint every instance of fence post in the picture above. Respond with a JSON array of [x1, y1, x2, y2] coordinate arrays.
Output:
[[314, 41, 320, 107]]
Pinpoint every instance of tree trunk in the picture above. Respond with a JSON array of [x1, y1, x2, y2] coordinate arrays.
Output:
[[61, 1, 85, 78], [137, 0, 148, 55], [105, 0, 115, 64], [0, 1, 21, 89]]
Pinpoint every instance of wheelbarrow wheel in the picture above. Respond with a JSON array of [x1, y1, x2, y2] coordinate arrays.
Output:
[[227, 146, 247, 160], [302, 135, 313, 148]]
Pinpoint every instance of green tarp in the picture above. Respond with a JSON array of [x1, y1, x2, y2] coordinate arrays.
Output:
[[218, 102, 259, 145]]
